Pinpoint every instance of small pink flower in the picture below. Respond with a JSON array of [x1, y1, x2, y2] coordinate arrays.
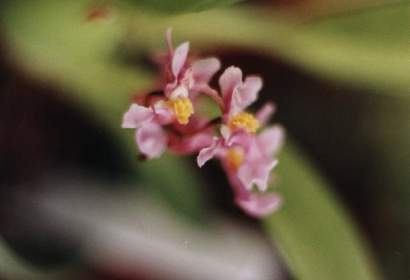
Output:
[[162, 29, 222, 123], [122, 30, 221, 158], [197, 65, 284, 216]]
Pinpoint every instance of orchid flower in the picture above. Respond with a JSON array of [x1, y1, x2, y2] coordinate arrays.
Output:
[[163, 29, 221, 125], [198, 67, 283, 190], [197, 66, 285, 216], [122, 30, 220, 159]]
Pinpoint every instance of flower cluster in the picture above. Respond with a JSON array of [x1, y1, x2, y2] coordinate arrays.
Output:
[[122, 29, 284, 217]]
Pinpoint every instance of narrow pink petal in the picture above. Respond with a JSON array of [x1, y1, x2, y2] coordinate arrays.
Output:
[[219, 66, 242, 100], [257, 125, 285, 157], [136, 122, 167, 159], [192, 57, 221, 84], [234, 76, 262, 110], [172, 42, 189, 78], [236, 193, 282, 218], [197, 138, 221, 167], [122, 104, 153, 128], [165, 28, 173, 53], [255, 102, 276, 126]]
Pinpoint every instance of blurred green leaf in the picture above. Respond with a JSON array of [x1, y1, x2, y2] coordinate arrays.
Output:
[[121, 2, 410, 95], [303, 2, 410, 93], [126, 0, 241, 13], [264, 143, 379, 280], [273, 0, 406, 19]]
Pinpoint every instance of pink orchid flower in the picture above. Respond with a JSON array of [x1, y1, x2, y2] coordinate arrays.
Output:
[[196, 66, 284, 216], [162, 29, 222, 123], [198, 66, 281, 189], [122, 30, 221, 159]]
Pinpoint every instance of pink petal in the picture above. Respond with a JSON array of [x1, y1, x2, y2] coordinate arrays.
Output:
[[192, 57, 221, 84], [226, 130, 252, 148], [237, 159, 278, 191], [170, 131, 214, 155], [180, 69, 195, 90], [122, 104, 153, 128], [236, 193, 282, 218], [219, 66, 242, 101], [197, 138, 221, 167], [234, 76, 262, 111], [136, 122, 167, 159], [244, 137, 265, 161], [165, 28, 173, 53], [152, 101, 175, 124], [172, 42, 189, 78], [257, 125, 285, 157], [255, 102, 276, 126]]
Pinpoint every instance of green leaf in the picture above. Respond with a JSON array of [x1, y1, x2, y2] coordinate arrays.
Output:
[[125, 0, 241, 13], [121, 2, 410, 95], [264, 143, 380, 280], [272, 0, 406, 18]]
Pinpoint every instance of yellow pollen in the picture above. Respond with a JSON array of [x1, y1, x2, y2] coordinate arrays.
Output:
[[169, 97, 194, 125], [227, 148, 244, 170], [229, 112, 260, 133]]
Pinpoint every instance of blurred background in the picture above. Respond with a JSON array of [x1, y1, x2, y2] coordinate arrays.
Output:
[[0, 0, 409, 279]]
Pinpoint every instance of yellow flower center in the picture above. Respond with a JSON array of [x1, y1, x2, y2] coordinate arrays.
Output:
[[229, 112, 260, 133], [227, 148, 244, 170], [169, 97, 194, 125]]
